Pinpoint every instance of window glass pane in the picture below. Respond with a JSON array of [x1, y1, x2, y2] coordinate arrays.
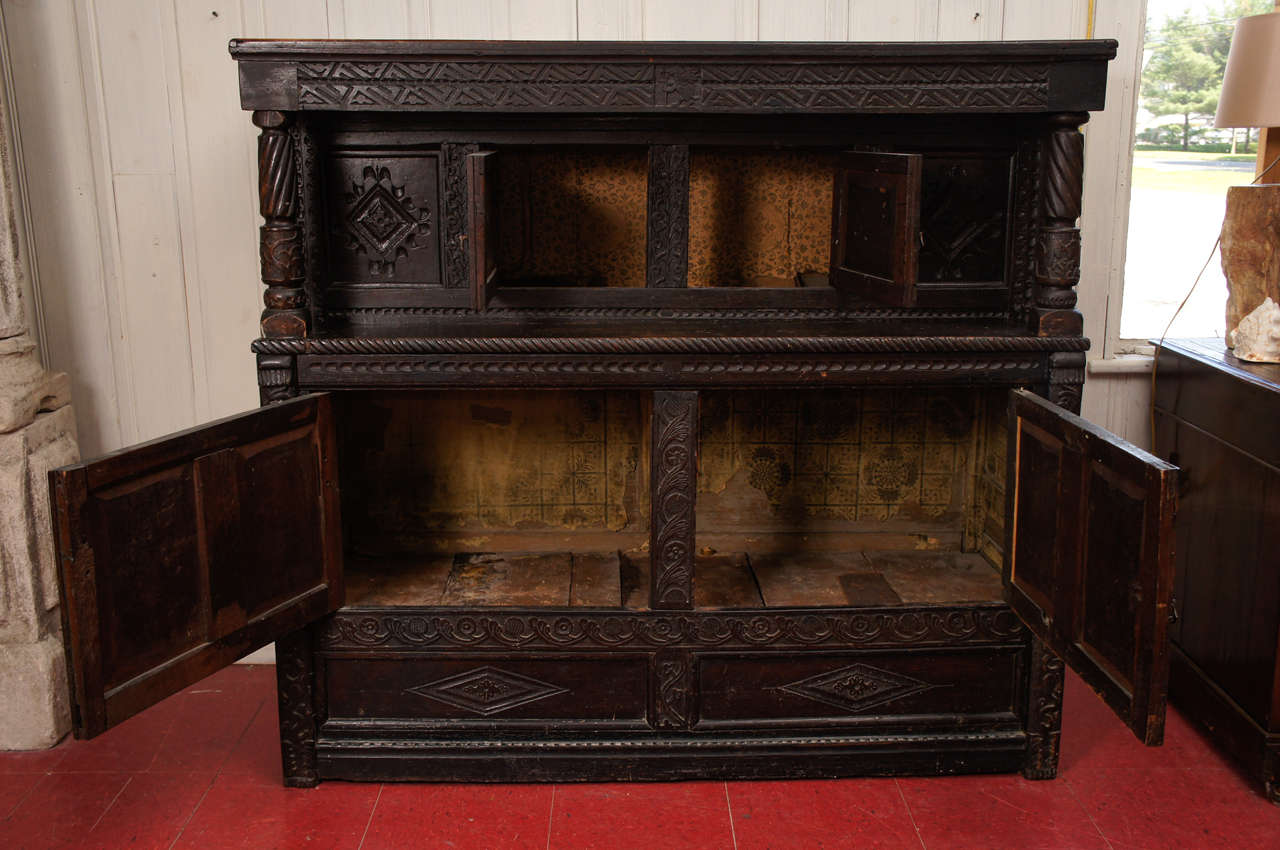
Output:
[[1120, 0, 1271, 341]]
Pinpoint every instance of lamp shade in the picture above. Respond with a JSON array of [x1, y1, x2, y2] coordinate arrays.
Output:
[[1216, 12, 1280, 128]]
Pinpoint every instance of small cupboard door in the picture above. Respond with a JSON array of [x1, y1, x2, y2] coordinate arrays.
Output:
[[1005, 389, 1177, 745], [50, 395, 343, 738], [468, 150, 498, 310], [829, 151, 922, 307]]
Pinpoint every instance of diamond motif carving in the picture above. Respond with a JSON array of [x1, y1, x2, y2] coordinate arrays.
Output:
[[778, 663, 933, 713], [406, 666, 568, 716], [342, 165, 431, 276]]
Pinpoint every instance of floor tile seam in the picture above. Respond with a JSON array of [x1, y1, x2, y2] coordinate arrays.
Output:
[[165, 771, 219, 850], [1060, 774, 1116, 850], [893, 779, 928, 850], [86, 775, 133, 835], [355, 783, 384, 850], [205, 695, 269, 777], [724, 781, 738, 850], [546, 785, 556, 850], [0, 772, 50, 822]]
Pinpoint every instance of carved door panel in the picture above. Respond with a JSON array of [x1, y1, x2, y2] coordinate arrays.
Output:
[[829, 151, 922, 307], [50, 395, 343, 738], [1005, 389, 1177, 745], [468, 150, 499, 310]]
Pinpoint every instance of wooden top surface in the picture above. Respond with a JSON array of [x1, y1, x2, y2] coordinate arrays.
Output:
[[229, 38, 1117, 61], [1156, 338, 1280, 396]]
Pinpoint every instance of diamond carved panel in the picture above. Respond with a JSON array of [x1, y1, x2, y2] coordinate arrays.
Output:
[[326, 153, 441, 284], [406, 666, 568, 716], [778, 663, 933, 713]]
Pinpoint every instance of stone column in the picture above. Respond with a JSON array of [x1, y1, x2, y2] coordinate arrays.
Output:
[[0, 67, 78, 749]]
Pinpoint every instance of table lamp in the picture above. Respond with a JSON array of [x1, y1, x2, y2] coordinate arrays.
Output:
[[1215, 11, 1280, 361]]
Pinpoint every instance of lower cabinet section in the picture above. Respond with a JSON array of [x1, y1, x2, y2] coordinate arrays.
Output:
[[299, 605, 1043, 784]]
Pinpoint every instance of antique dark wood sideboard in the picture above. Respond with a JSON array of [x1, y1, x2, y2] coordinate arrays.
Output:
[[49, 40, 1183, 789], [1153, 339, 1280, 803]]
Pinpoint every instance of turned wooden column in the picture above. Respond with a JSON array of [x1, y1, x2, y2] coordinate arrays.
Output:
[[650, 390, 698, 610], [254, 109, 307, 339], [253, 110, 306, 403], [1032, 113, 1088, 337]]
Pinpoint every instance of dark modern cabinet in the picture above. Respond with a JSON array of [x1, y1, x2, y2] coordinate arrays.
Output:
[[1154, 338, 1280, 803], [48, 40, 1183, 788]]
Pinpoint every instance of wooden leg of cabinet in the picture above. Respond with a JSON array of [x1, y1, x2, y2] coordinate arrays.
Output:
[[1022, 637, 1064, 780], [276, 626, 320, 788]]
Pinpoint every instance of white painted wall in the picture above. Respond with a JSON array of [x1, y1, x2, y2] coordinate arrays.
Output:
[[1, 0, 1145, 455]]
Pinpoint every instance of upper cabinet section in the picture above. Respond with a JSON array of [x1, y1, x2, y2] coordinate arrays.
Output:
[[230, 40, 1116, 115]]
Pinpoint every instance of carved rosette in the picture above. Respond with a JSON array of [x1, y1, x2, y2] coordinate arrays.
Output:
[[275, 628, 319, 787], [1033, 113, 1087, 336], [254, 110, 308, 338], [652, 649, 694, 728], [1023, 638, 1065, 780], [646, 145, 690, 288], [651, 391, 698, 609]]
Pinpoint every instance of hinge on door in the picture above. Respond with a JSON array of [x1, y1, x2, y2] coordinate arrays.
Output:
[[1168, 596, 1180, 625]]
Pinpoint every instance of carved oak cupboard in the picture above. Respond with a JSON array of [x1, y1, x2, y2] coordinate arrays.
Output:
[[49, 40, 1179, 787]]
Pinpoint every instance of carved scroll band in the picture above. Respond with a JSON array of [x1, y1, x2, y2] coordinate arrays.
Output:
[[652, 649, 694, 728], [651, 390, 698, 609]]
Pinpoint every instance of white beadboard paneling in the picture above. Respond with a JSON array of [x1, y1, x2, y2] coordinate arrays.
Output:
[[1001, 0, 1087, 39], [342, 0, 409, 38], [2, 0, 122, 455], [259, 0, 332, 37], [642, 0, 743, 39], [173, 1, 261, 421], [92, 0, 176, 174], [430, 0, 510, 39], [759, 0, 846, 40], [510, 0, 576, 38], [936, 0, 1003, 40], [576, 0, 643, 39], [848, 0, 939, 41], [110, 172, 197, 440]]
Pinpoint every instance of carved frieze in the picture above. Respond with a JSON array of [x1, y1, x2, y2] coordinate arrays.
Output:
[[289, 60, 1052, 112], [319, 607, 1028, 652]]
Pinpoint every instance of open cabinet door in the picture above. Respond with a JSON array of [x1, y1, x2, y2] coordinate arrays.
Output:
[[829, 151, 922, 307], [1005, 389, 1177, 745], [468, 150, 498, 311], [50, 395, 343, 738]]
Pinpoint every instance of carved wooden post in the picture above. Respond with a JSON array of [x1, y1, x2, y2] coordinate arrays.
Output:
[[651, 648, 695, 729], [1023, 637, 1065, 780], [647, 145, 690, 288], [254, 110, 307, 338], [1033, 113, 1088, 337], [651, 390, 698, 609], [275, 627, 319, 787]]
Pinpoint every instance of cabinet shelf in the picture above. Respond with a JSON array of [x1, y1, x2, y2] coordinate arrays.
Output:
[[345, 548, 1002, 610]]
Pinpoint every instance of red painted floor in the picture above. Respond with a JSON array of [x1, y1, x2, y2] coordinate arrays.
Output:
[[0, 665, 1277, 849]]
